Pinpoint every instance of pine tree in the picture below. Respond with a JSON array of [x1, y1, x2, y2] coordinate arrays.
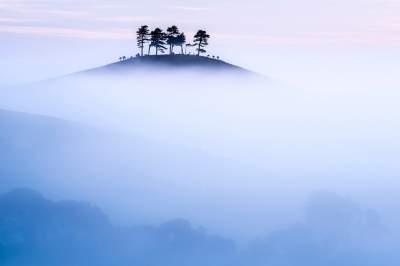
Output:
[[166, 25, 180, 54], [193, 30, 210, 56], [136, 25, 150, 56], [150, 28, 167, 55]]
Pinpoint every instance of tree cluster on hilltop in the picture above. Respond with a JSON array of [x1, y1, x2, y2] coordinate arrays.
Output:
[[136, 25, 211, 57]]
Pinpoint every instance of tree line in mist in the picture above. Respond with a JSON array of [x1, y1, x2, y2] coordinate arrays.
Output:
[[0, 189, 390, 266]]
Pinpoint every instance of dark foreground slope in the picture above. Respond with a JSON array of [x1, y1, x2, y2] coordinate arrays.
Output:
[[0, 189, 235, 266], [81, 54, 254, 76]]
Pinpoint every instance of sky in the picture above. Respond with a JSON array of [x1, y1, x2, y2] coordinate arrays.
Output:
[[0, 0, 400, 87]]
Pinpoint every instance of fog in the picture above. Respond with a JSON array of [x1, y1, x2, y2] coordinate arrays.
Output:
[[0, 0, 399, 263], [1, 64, 400, 247]]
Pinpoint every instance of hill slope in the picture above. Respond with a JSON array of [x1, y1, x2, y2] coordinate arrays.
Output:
[[0, 108, 247, 212]]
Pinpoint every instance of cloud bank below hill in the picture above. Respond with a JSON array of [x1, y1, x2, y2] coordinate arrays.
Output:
[[1, 65, 400, 242]]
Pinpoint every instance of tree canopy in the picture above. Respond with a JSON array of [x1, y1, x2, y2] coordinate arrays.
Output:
[[193, 30, 210, 56], [136, 25, 212, 57], [166, 25, 180, 54], [150, 28, 167, 55]]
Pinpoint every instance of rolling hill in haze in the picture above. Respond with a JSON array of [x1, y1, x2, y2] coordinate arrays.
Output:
[[0, 108, 240, 187], [0, 108, 254, 230]]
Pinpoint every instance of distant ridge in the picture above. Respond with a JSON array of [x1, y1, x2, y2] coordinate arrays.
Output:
[[80, 54, 255, 76]]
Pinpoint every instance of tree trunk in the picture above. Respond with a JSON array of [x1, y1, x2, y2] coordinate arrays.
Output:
[[197, 40, 202, 56], [181, 45, 184, 54], [148, 45, 151, 55]]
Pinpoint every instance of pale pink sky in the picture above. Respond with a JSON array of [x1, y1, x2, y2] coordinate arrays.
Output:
[[1, 0, 399, 44], [0, 0, 399, 85]]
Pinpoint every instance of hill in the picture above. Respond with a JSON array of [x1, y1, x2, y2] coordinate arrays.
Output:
[[0, 108, 246, 209], [80, 54, 255, 76], [0, 188, 235, 266]]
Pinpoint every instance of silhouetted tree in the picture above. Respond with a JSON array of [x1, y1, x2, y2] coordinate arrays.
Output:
[[150, 28, 167, 55], [175, 33, 186, 54], [136, 25, 150, 56], [166, 25, 180, 54], [193, 30, 210, 56]]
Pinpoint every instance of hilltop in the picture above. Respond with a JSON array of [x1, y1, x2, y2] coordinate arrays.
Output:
[[80, 54, 255, 76]]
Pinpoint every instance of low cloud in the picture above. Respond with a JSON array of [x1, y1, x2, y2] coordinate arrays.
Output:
[[101, 16, 159, 23], [168, 6, 211, 12], [0, 25, 133, 39]]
